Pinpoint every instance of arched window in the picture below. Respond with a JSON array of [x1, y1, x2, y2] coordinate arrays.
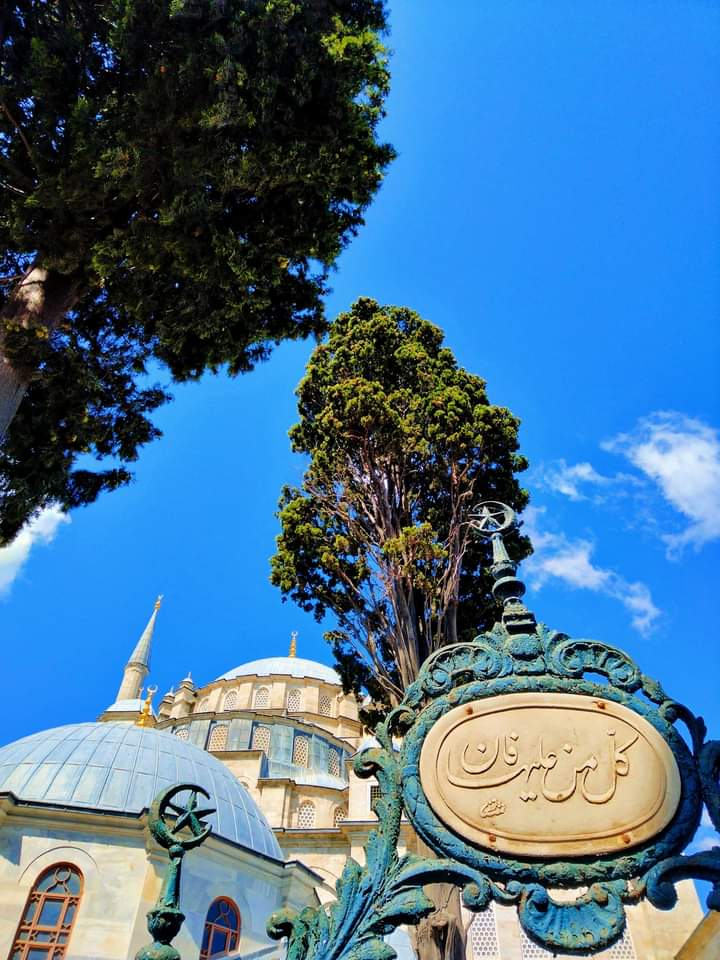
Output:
[[297, 800, 316, 828], [223, 690, 238, 711], [199, 896, 241, 959], [175, 727, 190, 740], [197, 697, 210, 713], [328, 748, 341, 777], [10, 863, 82, 959], [254, 687, 270, 709], [286, 688, 303, 712], [334, 806, 347, 827], [251, 724, 271, 753], [318, 692, 332, 716], [292, 735, 309, 767], [207, 724, 228, 752]]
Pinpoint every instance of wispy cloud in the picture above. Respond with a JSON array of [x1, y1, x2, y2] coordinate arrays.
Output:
[[535, 459, 633, 502], [522, 507, 660, 636], [0, 506, 70, 596], [604, 412, 720, 556]]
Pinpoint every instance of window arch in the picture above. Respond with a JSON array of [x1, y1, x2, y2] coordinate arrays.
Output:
[[254, 687, 270, 709], [328, 748, 341, 777], [292, 735, 310, 767], [223, 690, 238, 711], [297, 800, 316, 828], [318, 692, 332, 716], [286, 688, 303, 712], [174, 727, 190, 740], [197, 697, 210, 713], [10, 863, 83, 959], [334, 806, 347, 827], [251, 724, 271, 753], [207, 724, 228, 752], [199, 896, 241, 959]]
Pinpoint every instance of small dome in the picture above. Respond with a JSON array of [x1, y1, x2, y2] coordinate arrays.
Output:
[[218, 656, 341, 686], [0, 722, 281, 859]]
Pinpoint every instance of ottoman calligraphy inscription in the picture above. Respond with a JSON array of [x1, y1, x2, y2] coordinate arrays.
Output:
[[420, 692, 682, 857]]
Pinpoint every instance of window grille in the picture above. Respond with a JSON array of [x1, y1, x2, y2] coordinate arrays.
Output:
[[199, 897, 241, 960], [520, 926, 636, 959], [174, 727, 190, 740], [207, 724, 228, 752], [468, 905, 500, 959], [254, 687, 270, 709], [223, 690, 238, 711], [10, 863, 82, 959], [319, 693, 332, 716], [287, 688, 303, 712], [251, 724, 271, 753], [328, 749, 341, 777], [334, 806, 347, 827], [293, 735, 310, 767], [197, 698, 210, 713], [370, 783, 382, 810], [297, 800, 316, 828]]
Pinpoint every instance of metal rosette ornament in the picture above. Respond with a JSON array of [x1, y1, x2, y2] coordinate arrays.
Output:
[[387, 502, 717, 954]]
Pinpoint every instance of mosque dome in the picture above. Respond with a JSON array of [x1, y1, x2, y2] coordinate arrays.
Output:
[[0, 722, 281, 859], [217, 656, 341, 686]]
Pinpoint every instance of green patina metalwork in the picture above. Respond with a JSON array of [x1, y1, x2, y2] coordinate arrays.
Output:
[[267, 503, 720, 958], [136, 783, 215, 960]]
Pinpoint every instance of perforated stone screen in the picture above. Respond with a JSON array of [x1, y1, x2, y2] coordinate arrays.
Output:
[[334, 806, 347, 826], [287, 688, 303, 712], [207, 724, 228, 752], [468, 905, 500, 959], [174, 727, 189, 740], [254, 687, 270, 708], [293, 735, 310, 767], [251, 724, 271, 753], [319, 693, 332, 716], [223, 690, 238, 711], [328, 749, 341, 777], [297, 800, 316, 828]]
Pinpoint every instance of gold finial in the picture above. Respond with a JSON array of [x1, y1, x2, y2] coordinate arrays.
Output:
[[289, 631, 298, 658], [154, 595, 164, 611], [137, 685, 158, 727]]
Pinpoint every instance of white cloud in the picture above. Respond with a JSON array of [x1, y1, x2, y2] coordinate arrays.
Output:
[[536, 460, 618, 502], [0, 506, 70, 596], [604, 412, 720, 556], [522, 507, 660, 636]]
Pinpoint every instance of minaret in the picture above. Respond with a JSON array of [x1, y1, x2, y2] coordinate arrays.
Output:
[[116, 597, 163, 702]]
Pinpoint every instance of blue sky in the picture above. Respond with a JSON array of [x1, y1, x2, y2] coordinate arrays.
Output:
[[1, 0, 719, 845]]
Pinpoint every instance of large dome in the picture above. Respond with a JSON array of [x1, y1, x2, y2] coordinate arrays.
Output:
[[0, 722, 281, 859], [217, 656, 341, 686]]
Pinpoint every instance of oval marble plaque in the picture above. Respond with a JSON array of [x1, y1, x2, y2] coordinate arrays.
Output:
[[419, 692, 681, 857]]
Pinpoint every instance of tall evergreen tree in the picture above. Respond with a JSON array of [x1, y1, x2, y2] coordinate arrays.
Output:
[[0, 0, 393, 541], [271, 298, 530, 713]]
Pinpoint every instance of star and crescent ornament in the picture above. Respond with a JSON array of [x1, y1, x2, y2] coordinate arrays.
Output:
[[468, 500, 516, 536], [148, 783, 215, 852]]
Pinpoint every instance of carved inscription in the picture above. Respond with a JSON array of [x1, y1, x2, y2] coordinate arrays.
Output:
[[419, 692, 681, 858]]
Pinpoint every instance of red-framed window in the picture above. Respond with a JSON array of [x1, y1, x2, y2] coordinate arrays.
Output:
[[199, 897, 241, 959], [9, 863, 83, 959]]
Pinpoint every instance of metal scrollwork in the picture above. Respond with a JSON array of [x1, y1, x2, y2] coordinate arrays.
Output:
[[267, 503, 720, 958]]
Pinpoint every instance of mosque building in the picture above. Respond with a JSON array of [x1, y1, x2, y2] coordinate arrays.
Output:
[[0, 601, 707, 960]]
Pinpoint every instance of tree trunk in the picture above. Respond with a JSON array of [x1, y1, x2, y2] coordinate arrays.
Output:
[[409, 840, 467, 960], [0, 265, 81, 437]]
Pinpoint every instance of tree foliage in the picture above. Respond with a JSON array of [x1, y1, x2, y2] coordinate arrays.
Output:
[[271, 298, 530, 712], [0, 0, 393, 541]]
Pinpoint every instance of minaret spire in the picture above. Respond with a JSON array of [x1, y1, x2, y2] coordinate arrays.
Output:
[[289, 631, 298, 658], [116, 596, 163, 702]]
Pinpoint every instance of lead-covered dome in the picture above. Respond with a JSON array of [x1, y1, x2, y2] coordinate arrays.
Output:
[[217, 656, 341, 686], [0, 722, 281, 859]]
